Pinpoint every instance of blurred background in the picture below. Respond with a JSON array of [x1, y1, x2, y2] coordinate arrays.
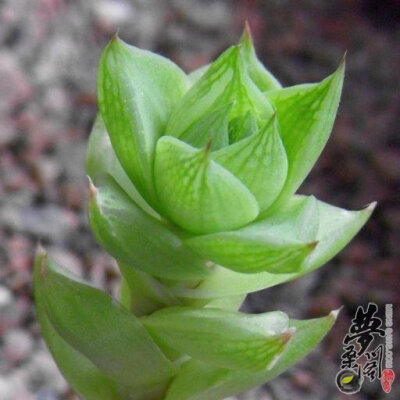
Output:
[[0, 0, 399, 399]]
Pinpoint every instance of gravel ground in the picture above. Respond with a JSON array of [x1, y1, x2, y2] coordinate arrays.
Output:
[[0, 1, 399, 399]]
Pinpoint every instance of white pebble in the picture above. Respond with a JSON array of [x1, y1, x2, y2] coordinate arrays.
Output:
[[0, 286, 13, 309], [4, 329, 34, 362]]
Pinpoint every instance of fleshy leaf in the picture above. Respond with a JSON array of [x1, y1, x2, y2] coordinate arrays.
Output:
[[165, 311, 339, 400], [303, 200, 377, 270], [166, 46, 273, 140], [185, 196, 318, 274], [88, 177, 210, 280], [186, 235, 315, 275], [34, 251, 122, 400], [188, 64, 209, 84], [253, 195, 319, 243], [142, 307, 292, 371], [239, 22, 282, 91], [204, 295, 247, 311], [97, 36, 189, 207], [35, 250, 177, 389], [154, 136, 259, 234], [187, 22, 282, 93], [213, 115, 288, 212], [174, 198, 374, 298], [178, 102, 231, 150], [228, 111, 258, 143], [262, 62, 345, 215], [118, 263, 181, 317], [86, 115, 158, 217]]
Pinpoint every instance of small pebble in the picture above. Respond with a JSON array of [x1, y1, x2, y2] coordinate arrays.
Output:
[[3, 329, 34, 363], [0, 286, 13, 309], [94, 0, 135, 27]]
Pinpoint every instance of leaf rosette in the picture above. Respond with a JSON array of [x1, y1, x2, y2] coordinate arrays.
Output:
[[34, 26, 375, 400]]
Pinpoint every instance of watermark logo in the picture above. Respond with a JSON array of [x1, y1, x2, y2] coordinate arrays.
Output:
[[336, 368, 363, 394], [336, 303, 395, 394]]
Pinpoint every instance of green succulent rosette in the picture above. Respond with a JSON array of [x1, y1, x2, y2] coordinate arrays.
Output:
[[34, 27, 375, 400]]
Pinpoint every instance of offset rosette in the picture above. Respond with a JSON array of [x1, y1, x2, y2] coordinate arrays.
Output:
[[88, 28, 374, 282], [34, 26, 375, 400]]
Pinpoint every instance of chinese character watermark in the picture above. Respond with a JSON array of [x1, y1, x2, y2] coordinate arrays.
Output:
[[336, 303, 395, 394]]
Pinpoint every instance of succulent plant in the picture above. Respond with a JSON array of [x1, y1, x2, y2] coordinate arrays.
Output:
[[34, 25, 375, 400]]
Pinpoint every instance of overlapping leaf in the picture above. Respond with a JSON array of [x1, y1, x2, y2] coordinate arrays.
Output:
[[118, 263, 181, 317], [86, 116, 157, 217], [154, 136, 259, 234], [185, 196, 318, 274], [187, 24, 281, 93], [262, 62, 345, 215], [177, 102, 231, 150], [239, 23, 282, 92], [34, 251, 122, 400], [142, 307, 292, 371], [188, 64, 209, 85], [165, 311, 339, 400], [166, 45, 274, 140], [227, 111, 258, 143], [98, 36, 189, 206], [34, 250, 176, 390], [175, 198, 374, 298], [88, 176, 210, 280], [213, 115, 288, 212], [204, 295, 247, 312]]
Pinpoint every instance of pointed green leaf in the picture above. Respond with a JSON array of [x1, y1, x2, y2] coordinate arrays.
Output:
[[89, 177, 210, 280], [154, 136, 259, 234], [86, 115, 158, 218], [35, 250, 177, 389], [186, 234, 315, 275], [304, 200, 377, 270], [187, 24, 282, 94], [165, 311, 338, 400], [185, 196, 318, 274], [34, 251, 122, 400], [239, 23, 281, 91], [178, 102, 231, 150], [262, 63, 344, 216], [213, 115, 288, 212], [98, 36, 189, 207], [166, 46, 274, 140], [175, 199, 374, 299], [142, 307, 292, 371], [167, 46, 237, 137]]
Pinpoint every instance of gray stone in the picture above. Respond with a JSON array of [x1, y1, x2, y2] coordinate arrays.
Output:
[[3, 329, 34, 363], [0, 286, 13, 309], [23, 348, 68, 394], [0, 204, 78, 241]]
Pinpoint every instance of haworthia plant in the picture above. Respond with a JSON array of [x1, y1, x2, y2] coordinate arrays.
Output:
[[34, 25, 375, 400]]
